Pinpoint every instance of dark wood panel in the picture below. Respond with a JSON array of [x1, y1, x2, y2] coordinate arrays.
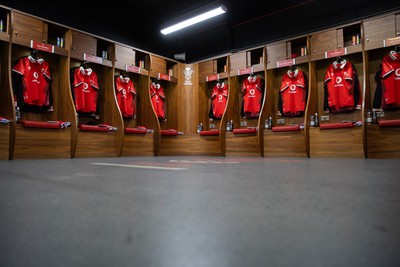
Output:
[[364, 14, 395, 51], [263, 130, 307, 157], [309, 127, 364, 158], [229, 51, 246, 73], [13, 126, 71, 159], [0, 126, 10, 160], [366, 125, 400, 158], [115, 44, 135, 69], [74, 131, 119, 158], [225, 132, 262, 157], [122, 133, 154, 157], [71, 30, 96, 58], [158, 134, 222, 156], [12, 11, 44, 45], [266, 42, 287, 70]]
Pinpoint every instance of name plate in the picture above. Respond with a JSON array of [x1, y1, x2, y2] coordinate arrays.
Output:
[[324, 48, 347, 59], [238, 67, 253, 75], [30, 40, 54, 53], [83, 53, 103, 64], [383, 36, 400, 47], [126, 65, 140, 74], [158, 73, 171, 81], [206, 74, 219, 82], [277, 58, 295, 68]]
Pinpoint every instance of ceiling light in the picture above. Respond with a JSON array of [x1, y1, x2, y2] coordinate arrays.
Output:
[[161, 5, 227, 35]]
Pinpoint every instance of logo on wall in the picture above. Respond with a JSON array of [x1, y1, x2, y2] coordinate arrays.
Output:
[[184, 66, 194, 85]]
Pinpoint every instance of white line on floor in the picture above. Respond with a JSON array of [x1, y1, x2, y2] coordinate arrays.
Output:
[[91, 163, 187, 170]]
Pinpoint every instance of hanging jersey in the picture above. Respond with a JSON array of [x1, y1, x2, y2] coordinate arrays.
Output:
[[12, 55, 52, 109], [71, 67, 99, 114], [210, 82, 228, 119], [242, 75, 264, 118], [323, 60, 361, 113], [379, 51, 400, 109], [150, 82, 165, 119], [279, 69, 307, 116], [115, 76, 136, 118]]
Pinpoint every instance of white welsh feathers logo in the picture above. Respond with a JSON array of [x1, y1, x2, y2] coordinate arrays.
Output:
[[183, 66, 194, 85]]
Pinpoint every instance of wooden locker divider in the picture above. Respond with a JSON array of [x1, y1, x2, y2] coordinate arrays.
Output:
[[0, 6, 12, 160], [70, 31, 123, 158], [264, 37, 308, 157], [363, 11, 400, 158], [225, 48, 265, 157], [10, 11, 74, 159], [114, 43, 154, 157], [308, 22, 365, 158]]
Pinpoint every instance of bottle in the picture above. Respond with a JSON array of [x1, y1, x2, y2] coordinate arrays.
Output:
[[268, 116, 272, 130], [57, 37, 60, 47], [366, 111, 372, 124], [372, 111, 377, 124], [314, 112, 319, 127], [226, 121, 231, 132], [0, 20, 3, 32], [310, 115, 315, 127], [60, 37, 64, 48], [15, 107, 21, 123], [265, 119, 269, 129], [230, 120, 233, 131]]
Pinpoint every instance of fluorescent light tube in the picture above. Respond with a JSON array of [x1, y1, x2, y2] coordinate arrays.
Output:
[[161, 5, 227, 35]]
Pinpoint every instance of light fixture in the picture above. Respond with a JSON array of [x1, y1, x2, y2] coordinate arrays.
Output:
[[161, 5, 227, 35]]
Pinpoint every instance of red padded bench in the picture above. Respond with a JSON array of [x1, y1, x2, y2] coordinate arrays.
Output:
[[125, 126, 147, 134], [319, 121, 354, 130], [232, 128, 257, 134], [161, 129, 179, 136], [378, 119, 400, 127], [272, 125, 300, 132], [22, 120, 68, 129], [200, 130, 219, 136]]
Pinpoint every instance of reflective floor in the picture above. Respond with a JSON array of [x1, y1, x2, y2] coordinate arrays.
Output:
[[1, 156, 399, 267]]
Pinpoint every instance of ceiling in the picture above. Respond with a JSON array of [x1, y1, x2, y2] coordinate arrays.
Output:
[[1, 0, 399, 63]]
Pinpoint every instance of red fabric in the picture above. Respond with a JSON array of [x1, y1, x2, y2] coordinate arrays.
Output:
[[150, 83, 165, 119], [211, 82, 228, 119], [272, 125, 300, 132], [161, 129, 178, 136], [22, 120, 61, 129], [380, 51, 400, 108], [115, 76, 136, 118], [232, 128, 257, 134], [78, 124, 110, 132], [320, 122, 354, 129], [12, 56, 51, 107], [279, 69, 307, 116], [378, 119, 400, 127], [72, 67, 99, 114], [242, 76, 263, 118], [200, 130, 219, 136], [125, 127, 147, 134]]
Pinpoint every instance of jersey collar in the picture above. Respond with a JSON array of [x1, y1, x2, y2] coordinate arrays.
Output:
[[287, 69, 298, 78], [119, 76, 130, 83], [333, 59, 347, 69], [80, 66, 93, 76], [389, 50, 400, 61], [28, 55, 44, 64]]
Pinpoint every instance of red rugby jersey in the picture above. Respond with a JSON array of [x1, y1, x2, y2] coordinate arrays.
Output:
[[242, 75, 264, 118], [380, 51, 400, 108], [279, 69, 307, 116], [150, 82, 165, 119], [12, 55, 51, 108], [324, 59, 361, 113], [115, 76, 136, 118], [71, 66, 99, 114], [210, 81, 228, 119]]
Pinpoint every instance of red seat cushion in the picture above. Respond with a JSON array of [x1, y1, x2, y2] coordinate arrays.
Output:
[[79, 124, 110, 132], [320, 122, 354, 129], [378, 119, 400, 127], [272, 125, 300, 132], [161, 129, 178, 136], [22, 120, 62, 129], [232, 128, 257, 134], [200, 130, 219, 136], [125, 127, 147, 134]]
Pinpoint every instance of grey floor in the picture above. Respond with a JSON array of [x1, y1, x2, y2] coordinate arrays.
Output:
[[0, 156, 399, 267]]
